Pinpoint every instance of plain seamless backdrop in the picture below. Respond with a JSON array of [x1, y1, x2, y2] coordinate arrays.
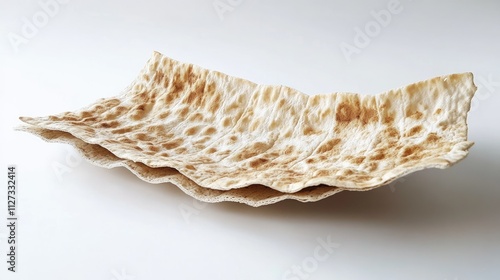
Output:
[[1, 0, 499, 279]]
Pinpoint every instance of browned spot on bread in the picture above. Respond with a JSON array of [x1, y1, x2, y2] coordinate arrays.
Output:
[[101, 98, 121, 108], [249, 158, 269, 168], [230, 135, 238, 142], [148, 145, 159, 153], [337, 175, 347, 181], [61, 114, 79, 121], [81, 111, 92, 118], [164, 133, 174, 139], [284, 130, 292, 138], [369, 151, 386, 161], [402, 145, 422, 158], [150, 60, 159, 71], [162, 140, 182, 149], [210, 93, 221, 114], [68, 121, 84, 126], [207, 147, 217, 154], [99, 121, 120, 128], [185, 165, 196, 171], [159, 111, 169, 119], [179, 107, 189, 118], [135, 133, 153, 142], [360, 108, 377, 124], [203, 127, 217, 135], [237, 142, 272, 160], [130, 103, 153, 121], [283, 145, 295, 155], [434, 108, 442, 115], [385, 127, 399, 138], [111, 127, 134, 134], [406, 109, 423, 120], [226, 102, 239, 113], [262, 89, 271, 103], [117, 137, 134, 144], [303, 126, 318, 135], [336, 98, 360, 122], [195, 136, 211, 144], [222, 117, 231, 127], [321, 108, 332, 119], [188, 113, 203, 122], [378, 97, 393, 123], [194, 144, 205, 150], [134, 91, 148, 103], [154, 71, 165, 84], [367, 162, 378, 171], [146, 125, 166, 135], [185, 65, 198, 84], [354, 175, 372, 181], [353, 156, 365, 165], [306, 158, 316, 164], [316, 170, 330, 176], [104, 106, 127, 120], [405, 125, 423, 137], [48, 116, 62, 121], [159, 152, 169, 157], [82, 117, 98, 123], [237, 94, 246, 104], [165, 73, 185, 103], [310, 95, 320, 107], [382, 113, 394, 124], [426, 133, 440, 143], [185, 126, 200, 136], [406, 83, 418, 97], [278, 99, 286, 108], [344, 169, 354, 176], [269, 120, 279, 130], [268, 152, 279, 158], [206, 82, 216, 93], [84, 127, 95, 133], [185, 80, 207, 107], [317, 139, 341, 153]]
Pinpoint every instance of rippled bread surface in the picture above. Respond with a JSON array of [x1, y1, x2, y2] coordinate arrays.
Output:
[[20, 52, 476, 193]]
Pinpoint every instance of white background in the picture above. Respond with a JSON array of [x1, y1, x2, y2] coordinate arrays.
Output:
[[1, 0, 500, 279]]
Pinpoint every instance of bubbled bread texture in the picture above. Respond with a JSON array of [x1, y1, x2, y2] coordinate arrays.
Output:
[[20, 52, 476, 195]]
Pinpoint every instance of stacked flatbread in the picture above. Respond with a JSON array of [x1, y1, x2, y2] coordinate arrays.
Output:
[[17, 52, 477, 206]]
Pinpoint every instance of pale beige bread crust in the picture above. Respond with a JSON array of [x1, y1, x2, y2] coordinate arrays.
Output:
[[19, 52, 476, 193], [16, 126, 342, 207]]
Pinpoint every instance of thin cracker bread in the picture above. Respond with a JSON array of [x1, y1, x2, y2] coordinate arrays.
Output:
[[19, 52, 476, 193]]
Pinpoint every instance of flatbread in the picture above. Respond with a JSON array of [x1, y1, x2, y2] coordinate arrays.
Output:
[[17, 126, 342, 207], [19, 51, 476, 193]]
